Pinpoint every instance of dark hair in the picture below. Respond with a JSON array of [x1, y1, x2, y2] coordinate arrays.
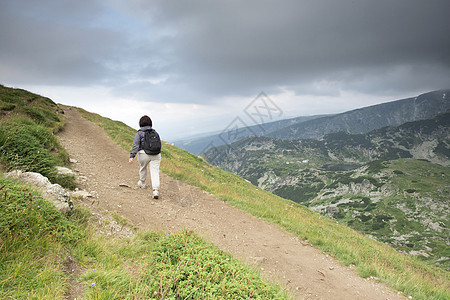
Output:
[[139, 115, 152, 127]]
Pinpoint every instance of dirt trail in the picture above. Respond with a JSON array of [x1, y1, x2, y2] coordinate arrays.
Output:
[[57, 106, 404, 300]]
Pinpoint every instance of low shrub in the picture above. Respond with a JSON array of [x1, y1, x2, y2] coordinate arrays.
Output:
[[82, 230, 287, 299], [0, 119, 74, 188]]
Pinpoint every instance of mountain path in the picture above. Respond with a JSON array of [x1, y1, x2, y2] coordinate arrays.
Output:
[[57, 106, 404, 300]]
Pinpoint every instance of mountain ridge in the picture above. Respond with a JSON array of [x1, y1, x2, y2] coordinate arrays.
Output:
[[269, 89, 449, 140], [203, 110, 450, 269], [176, 89, 449, 155], [174, 114, 330, 154]]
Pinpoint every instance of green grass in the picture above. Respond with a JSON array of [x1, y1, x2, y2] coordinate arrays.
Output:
[[0, 84, 65, 133], [388, 159, 449, 192], [0, 85, 75, 189], [0, 176, 87, 299], [80, 230, 287, 299], [76, 107, 136, 151], [78, 107, 450, 300], [0, 175, 288, 299], [1, 86, 289, 299]]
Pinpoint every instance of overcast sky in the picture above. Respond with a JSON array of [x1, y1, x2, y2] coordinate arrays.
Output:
[[1, 0, 449, 141]]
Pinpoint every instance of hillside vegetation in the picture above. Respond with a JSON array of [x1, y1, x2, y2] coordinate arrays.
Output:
[[0, 176, 286, 299], [0, 85, 75, 188], [0, 85, 287, 299], [78, 109, 449, 299], [204, 111, 450, 270]]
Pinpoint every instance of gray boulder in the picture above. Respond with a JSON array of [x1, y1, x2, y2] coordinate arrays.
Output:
[[5, 170, 74, 211]]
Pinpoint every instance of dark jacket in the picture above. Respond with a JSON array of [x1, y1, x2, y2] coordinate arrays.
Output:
[[129, 125, 152, 158]]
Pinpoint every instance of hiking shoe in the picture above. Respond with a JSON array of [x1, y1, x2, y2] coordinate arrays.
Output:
[[152, 189, 159, 199], [137, 181, 146, 189]]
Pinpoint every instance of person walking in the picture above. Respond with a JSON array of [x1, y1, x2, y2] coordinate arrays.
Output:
[[129, 115, 162, 199]]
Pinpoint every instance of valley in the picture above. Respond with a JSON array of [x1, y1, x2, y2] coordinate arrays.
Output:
[[204, 108, 450, 270]]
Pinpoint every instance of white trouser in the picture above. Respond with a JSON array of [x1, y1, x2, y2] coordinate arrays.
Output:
[[137, 150, 161, 190]]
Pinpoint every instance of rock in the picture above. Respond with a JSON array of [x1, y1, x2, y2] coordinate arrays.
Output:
[[55, 166, 74, 176], [5, 170, 73, 212], [326, 206, 339, 215], [300, 240, 310, 246], [78, 175, 88, 182], [252, 256, 267, 264], [71, 190, 93, 199]]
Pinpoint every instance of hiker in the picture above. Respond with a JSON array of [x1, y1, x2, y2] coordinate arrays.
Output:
[[129, 115, 162, 199]]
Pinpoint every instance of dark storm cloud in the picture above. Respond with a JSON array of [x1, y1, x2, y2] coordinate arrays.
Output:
[[1, 0, 449, 102], [0, 1, 109, 85], [0, 0, 172, 87], [143, 0, 450, 97]]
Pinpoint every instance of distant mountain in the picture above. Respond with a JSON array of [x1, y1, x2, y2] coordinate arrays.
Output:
[[205, 110, 450, 174], [203, 111, 450, 269], [176, 90, 449, 155], [269, 90, 450, 140], [173, 114, 329, 154]]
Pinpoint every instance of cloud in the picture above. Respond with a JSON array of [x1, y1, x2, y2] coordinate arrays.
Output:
[[1, 0, 449, 139], [0, 0, 173, 87], [2, 0, 449, 100], [130, 0, 450, 98]]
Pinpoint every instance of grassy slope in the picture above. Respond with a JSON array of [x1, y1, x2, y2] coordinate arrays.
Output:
[[0, 85, 75, 188], [0, 86, 287, 299], [207, 130, 449, 269], [0, 177, 85, 299], [0, 177, 286, 299], [77, 107, 450, 300], [304, 159, 449, 269], [0, 84, 65, 133]]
